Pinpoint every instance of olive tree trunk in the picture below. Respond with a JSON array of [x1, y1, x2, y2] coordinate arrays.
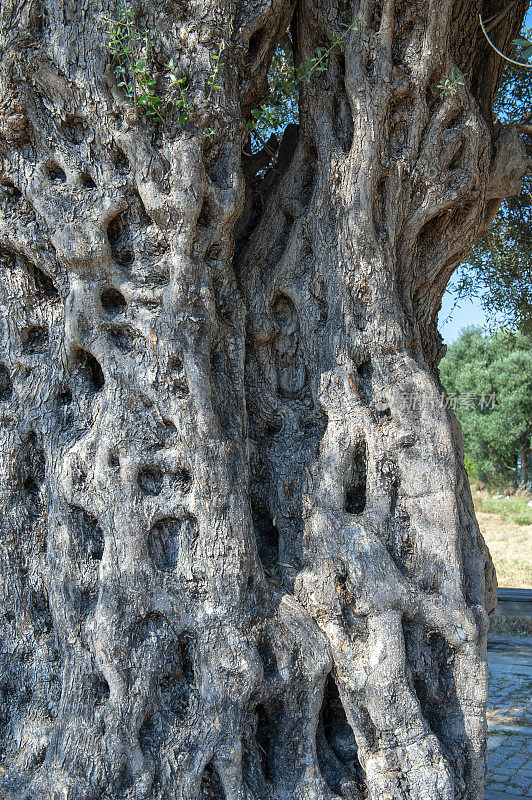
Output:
[[0, 0, 528, 798]]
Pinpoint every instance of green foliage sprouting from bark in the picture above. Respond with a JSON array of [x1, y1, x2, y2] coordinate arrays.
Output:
[[102, 7, 224, 129], [248, 19, 360, 148], [102, 6, 359, 142], [436, 67, 467, 100], [248, 41, 299, 144], [167, 62, 192, 125], [102, 6, 165, 124]]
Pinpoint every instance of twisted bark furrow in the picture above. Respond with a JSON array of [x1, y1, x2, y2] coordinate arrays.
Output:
[[239, 3, 526, 799], [0, 0, 528, 798]]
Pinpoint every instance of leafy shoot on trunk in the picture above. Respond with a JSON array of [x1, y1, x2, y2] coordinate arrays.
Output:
[[437, 67, 467, 100], [248, 17, 361, 146]]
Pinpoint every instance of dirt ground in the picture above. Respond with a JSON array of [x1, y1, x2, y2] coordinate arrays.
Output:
[[474, 491, 532, 590]]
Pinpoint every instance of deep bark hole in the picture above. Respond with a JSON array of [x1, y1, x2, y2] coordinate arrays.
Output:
[[30, 264, 59, 299], [200, 764, 226, 800], [107, 213, 134, 268], [72, 349, 105, 393], [318, 675, 363, 795], [101, 288, 127, 316], [253, 508, 280, 569], [0, 364, 13, 401], [21, 325, 49, 354], [255, 703, 273, 780], [344, 441, 367, 516], [45, 162, 66, 183]]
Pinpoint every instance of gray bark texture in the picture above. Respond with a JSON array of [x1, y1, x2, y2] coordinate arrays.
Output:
[[0, 0, 528, 798]]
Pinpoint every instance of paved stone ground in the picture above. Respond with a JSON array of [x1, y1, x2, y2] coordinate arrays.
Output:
[[486, 637, 532, 800]]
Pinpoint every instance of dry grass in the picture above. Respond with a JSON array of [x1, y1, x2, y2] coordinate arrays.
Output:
[[473, 489, 532, 589], [489, 614, 532, 638]]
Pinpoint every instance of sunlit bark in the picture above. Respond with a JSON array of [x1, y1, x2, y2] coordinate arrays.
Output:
[[0, 0, 527, 798]]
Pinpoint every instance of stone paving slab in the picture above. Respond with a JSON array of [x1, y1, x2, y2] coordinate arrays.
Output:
[[486, 637, 532, 799]]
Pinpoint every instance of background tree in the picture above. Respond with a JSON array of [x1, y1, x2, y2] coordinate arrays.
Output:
[[0, 1, 529, 800], [440, 326, 532, 484], [452, 26, 532, 332]]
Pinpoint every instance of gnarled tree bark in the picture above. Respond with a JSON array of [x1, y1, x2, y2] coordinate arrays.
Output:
[[0, 0, 528, 798]]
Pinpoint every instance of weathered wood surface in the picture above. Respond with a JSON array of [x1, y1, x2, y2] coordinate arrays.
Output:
[[0, 0, 528, 798]]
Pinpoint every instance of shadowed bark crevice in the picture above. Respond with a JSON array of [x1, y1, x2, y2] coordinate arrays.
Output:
[[71, 349, 105, 394], [317, 674, 365, 799], [201, 764, 226, 800], [344, 441, 367, 516], [0, 363, 13, 400]]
